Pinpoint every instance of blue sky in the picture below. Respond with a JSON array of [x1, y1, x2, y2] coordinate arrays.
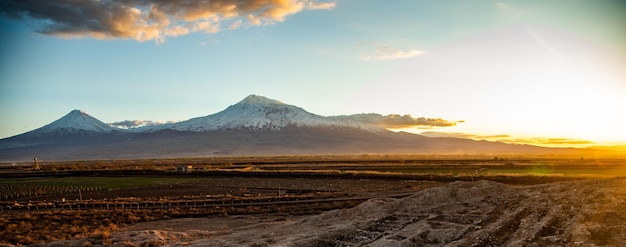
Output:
[[1, 0, 625, 147]]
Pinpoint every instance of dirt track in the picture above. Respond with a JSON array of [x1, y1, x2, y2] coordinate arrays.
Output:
[[42, 177, 626, 246]]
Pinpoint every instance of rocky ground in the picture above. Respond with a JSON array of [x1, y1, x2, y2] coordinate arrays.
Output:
[[29, 177, 625, 247]]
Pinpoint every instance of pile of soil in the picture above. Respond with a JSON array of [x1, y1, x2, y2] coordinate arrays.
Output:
[[33, 178, 626, 246]]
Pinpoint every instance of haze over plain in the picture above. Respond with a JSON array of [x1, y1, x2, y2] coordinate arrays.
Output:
[[1, 0, 625, 148]]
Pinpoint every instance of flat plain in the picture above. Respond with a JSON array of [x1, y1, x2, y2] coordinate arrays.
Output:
[[0, 155, 624, 246]]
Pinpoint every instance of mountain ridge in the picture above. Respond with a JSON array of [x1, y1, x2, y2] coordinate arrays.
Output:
[[0, 95, 567, 161]]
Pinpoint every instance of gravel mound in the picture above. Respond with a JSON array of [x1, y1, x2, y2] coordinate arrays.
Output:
[[35, 178, 626, 247], [191, 179, 625, 247]]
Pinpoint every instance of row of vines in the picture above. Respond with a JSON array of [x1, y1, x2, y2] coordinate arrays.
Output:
[[0, 184, 103, 200]]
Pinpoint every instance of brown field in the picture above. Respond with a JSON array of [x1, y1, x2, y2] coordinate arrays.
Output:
[[0, 155, 624, 246]]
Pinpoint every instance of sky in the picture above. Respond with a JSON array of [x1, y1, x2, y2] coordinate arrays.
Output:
[[1, 0, 625, 148]]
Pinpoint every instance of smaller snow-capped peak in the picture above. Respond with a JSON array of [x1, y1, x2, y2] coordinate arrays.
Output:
[[24, 110, 118, 137]]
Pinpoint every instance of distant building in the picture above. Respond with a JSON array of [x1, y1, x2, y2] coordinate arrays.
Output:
[[175, 165, 193, 173]]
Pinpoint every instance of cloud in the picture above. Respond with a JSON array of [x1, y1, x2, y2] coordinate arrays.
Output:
[[421, 132, 595, 147], [0, 0, 335, 43], [420, 132, 510, 139], [495, 2, 512, 13], [318, 49, 331, 55], [524, 25, 562, 60], [343, 113, 458, 128], [228, 20, 243, 30], [495, 2, 523, 18], [108, 119, 174, 129], [522, 138, 595, 145], [360, 42, 424, 61], [307, 2, 336, 10]]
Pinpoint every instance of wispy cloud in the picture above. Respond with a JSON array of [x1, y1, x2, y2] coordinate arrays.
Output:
[[495, 2, 512, 13], [228, 20, 243, 30], [307, 2, 336, 10], [495, 2, 523, 18], [524, 25, 563, 60], [317, 48, 333, 56], [0, 0, 336, 44], [359, 42, 424, 61], [342, 114, 458, 128]]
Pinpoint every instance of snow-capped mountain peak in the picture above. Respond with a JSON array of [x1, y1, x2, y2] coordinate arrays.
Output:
[[223, 95, 298, 116], [17, 110, 118, 138], [154, 95, 384, 132], [238, 94, 285, 106]]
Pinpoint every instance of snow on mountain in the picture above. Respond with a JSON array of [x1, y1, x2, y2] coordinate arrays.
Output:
[[108, 120, 173, 129], [11, 110, 119, 139], [145, 95, 384, 133], [44, 110, 116, 132]]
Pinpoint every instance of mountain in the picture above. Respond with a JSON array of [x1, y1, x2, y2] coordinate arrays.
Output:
[[0, 109, 124, 148], [14, 110, 119, 138], [0, 110, 129, 157], [141, 95, 382, 133], [0, 95, 559, 161]]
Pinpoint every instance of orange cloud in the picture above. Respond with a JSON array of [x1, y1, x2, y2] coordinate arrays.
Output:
[[0, 0, 335, 43]]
